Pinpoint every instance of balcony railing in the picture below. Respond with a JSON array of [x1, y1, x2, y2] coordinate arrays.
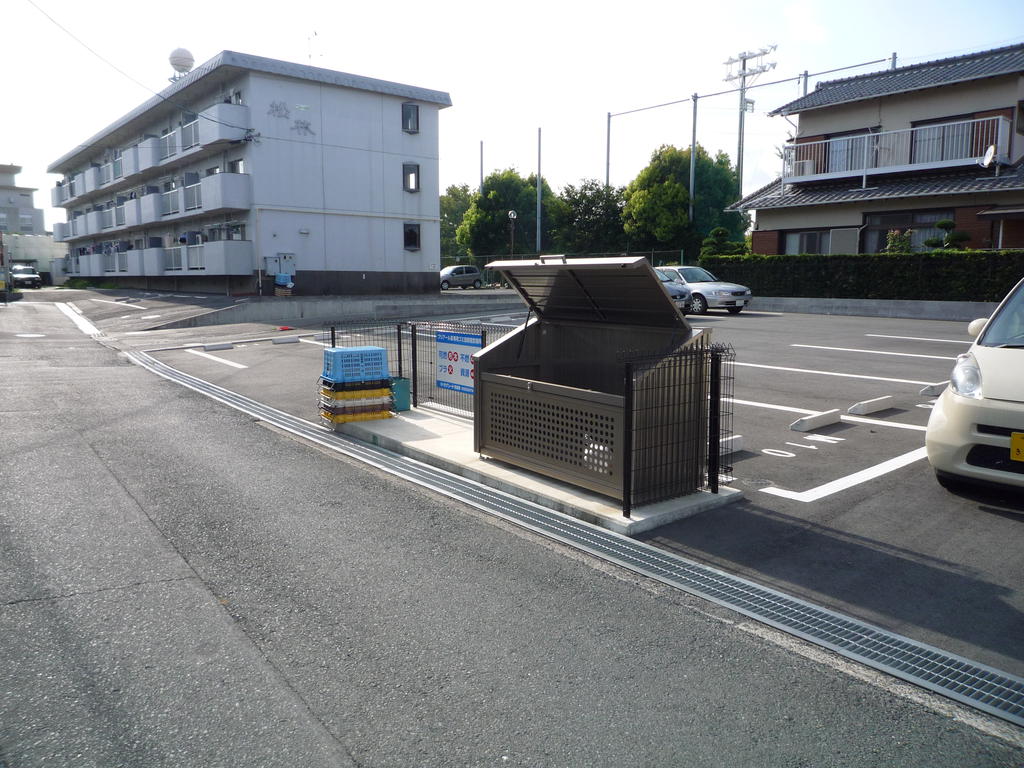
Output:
[[100, 208, 114, 229], [159, 132, 176, 159], [164, 244, 206, 271], [184, 183, 202, 211], [181, 120, 199, 150], [161, 189, 179, 215], [99, 163, 112, 185], [70, 218, 79, 236], [115, 204, 125, 227], [113, 156, 123, 179], [782, 116, 1011, 185]]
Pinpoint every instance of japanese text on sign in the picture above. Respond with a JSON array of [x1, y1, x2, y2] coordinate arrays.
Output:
[[436, 331, 483, 394]]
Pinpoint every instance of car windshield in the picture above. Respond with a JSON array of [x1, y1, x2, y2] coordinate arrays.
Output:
[[655, 270, 673, 283], [13, 266, 36, 274], [680, 267, 715, 282], [979, 280, 1024, 348]]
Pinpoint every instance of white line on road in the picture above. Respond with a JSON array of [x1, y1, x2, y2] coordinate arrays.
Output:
[[791, 344, 956, 361], [91, 298, 148, 310], [842, 414, 926, 432], [734, 361, 935, 386], [730, 398, 816, 415], [55, 302, 101, 336], [865, 333, 972, 345], [299, 338, 327, 346], [759, 447, 928, 502], [731, 397, 927, 431], [185, 348, 248, 369]]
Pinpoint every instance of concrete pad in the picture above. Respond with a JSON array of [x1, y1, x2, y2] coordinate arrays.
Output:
[[847, 395, 894, 415], [720, 435, 744, 455], [272, 335, 300, 344], [203, 342, 234, 351], [340, 408, 743, 537], [789, 408, 842, 432]]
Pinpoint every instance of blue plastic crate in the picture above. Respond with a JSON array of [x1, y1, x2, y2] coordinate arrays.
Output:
[[322, 346, 390, 383]]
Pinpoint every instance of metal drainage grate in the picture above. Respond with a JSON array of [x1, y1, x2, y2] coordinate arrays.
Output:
[[129, 350, 1024, 728]]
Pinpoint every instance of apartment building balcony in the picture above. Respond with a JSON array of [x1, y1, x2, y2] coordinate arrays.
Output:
[[141, 240, 252, 276], [782, 116, 1011, 184], [51, 184, 70, 207], [53, 222, 69, 242], [84, 209, 104, 235], [198, 102, 250, 145]]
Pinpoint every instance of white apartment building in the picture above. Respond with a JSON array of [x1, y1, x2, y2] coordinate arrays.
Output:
[[49, 51, 451, 295], [0, 164, 66, 283]]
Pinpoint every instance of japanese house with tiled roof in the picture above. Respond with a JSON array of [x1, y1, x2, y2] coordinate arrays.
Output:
[[731, 43, 1024, 255], [48, 51, 451, 294]]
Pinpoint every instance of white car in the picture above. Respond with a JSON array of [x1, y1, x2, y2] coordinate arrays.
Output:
[[659, 266, 752, 315], [925, 276, 1024, 490]]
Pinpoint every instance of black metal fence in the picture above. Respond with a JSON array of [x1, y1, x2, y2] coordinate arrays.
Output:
[[623, 342, 735, 514], [319, 320, 733, 513]]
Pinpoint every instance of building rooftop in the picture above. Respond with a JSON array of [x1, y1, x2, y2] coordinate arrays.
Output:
[[770, 42, 1024, 116], [49, 51, 452, 173], [728, 163, 1024, 212]]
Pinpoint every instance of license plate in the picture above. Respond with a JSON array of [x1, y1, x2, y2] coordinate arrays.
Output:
[[1012, 432, 1024, 463]]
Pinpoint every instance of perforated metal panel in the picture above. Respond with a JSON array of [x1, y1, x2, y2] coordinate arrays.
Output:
[[479, 375, 625, 498]]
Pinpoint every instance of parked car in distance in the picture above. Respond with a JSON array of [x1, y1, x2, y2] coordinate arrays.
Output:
[[10, 264, 42, 289], [655, 268, 692, 315], [660, 266, 751, 314], [440, 264, 483, 290], [925, 276, 1024, 491]]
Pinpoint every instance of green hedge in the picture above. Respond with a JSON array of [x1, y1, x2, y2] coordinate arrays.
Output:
[[699, 250, 1024, 303]]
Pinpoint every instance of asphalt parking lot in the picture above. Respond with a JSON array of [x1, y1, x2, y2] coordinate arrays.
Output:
[[27, 290, 1024, 682]]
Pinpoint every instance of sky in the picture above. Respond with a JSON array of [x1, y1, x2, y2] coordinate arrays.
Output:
[[5, 0, 1024, 232]]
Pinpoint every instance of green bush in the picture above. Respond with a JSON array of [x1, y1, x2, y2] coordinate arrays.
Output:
[[698, 250, 1024, 303]]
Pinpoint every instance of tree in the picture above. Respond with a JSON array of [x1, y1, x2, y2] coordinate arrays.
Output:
[[556, 179, 627, 254], [440, 184, 473, 262], [923, 219, 970, 249], [622, 144, 749, 258], [699, 226, 747, 257], [456, 169, 564, 257]]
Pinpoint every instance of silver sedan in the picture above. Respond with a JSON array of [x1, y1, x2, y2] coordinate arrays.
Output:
[[659, 266, 752, 314]]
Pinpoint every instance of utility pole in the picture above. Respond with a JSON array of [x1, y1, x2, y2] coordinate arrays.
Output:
[[536, 128, 542, 254], [724, 46, 776, 197]]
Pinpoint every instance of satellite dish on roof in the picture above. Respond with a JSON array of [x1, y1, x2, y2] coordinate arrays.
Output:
[[169, 48, 194, 81], [979, 144, 996, 168]]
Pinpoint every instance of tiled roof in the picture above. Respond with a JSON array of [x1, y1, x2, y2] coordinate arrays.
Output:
[[728, 164, 1024, 212], [770, 43, 1024, 116], [49, 51, 451, 173]]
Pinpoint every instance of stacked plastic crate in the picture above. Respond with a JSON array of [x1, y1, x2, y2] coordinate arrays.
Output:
[[318, 346, 393, 430]]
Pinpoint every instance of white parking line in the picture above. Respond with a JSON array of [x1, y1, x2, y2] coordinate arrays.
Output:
[[792, 344, 956, 361], [55, 302, 101, 336], [760, 447, 928, 502], [735, 362, 934, 386], [865, 333, 972, 345], [91, 298, 148, 310], [731, 397, 927, 432], [185, 348, 248, 369]]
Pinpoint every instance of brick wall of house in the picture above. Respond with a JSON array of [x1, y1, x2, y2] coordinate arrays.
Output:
[[954, 207, 995, 249], [751, 230, 781, 255]]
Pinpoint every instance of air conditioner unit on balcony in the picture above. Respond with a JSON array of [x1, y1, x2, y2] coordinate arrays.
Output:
[[793, 159, 816, 176]]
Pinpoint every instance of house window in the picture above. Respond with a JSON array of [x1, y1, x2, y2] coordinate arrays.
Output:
[[402, 103, 419, 134], [862, 209, 955, 253], [227, 158, 244, 174], [403, 222, 421, 250], [825, 128, 876, 173], [911, 116, 973, 164], [784, 230, 830, 255], [403, 163, 420, 192]]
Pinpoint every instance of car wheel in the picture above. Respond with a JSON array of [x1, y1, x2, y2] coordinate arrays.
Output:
[[727, 307, 743, 314], [473, 279, 482, 289], [441, 280, 450, 290], [690, 294, 708, 314]]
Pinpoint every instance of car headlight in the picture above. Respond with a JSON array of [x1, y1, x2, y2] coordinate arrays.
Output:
[[950, 353, 982, 399]]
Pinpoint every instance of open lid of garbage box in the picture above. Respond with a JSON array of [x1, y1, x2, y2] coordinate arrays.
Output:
[[485, 255, 691, 330]]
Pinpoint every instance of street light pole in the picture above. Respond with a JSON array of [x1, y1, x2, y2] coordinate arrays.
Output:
[[508, 210, 517, 256]]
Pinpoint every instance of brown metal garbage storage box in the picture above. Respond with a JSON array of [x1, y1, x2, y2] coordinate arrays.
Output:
[[473, 256, 711, 513]]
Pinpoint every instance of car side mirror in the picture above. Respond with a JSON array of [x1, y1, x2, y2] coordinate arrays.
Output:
[[967, 317, 988, 338]]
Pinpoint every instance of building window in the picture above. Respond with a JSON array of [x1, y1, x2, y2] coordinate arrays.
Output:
[[19, 213, 34, 232], [402, 103, 419, 134], [0, 212, 7, 231], [403, 222, 421, 250], [784, 230, 830, 255], [403, 163, 420, 192], [227, 158, 244, 174], [862, 209, 954, 253]]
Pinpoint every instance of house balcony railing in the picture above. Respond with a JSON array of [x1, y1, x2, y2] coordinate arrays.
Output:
[[181, 120, 199, 150], [100, 208, 114, 229], [164, 244, 206, 271], [99, 163, 113, 185], [782, 116, 1011, 185], [159, 133, 176, 160], [161, 189, 180, 215], [184, 182, 202, 211], [115, 204, 126, 227]]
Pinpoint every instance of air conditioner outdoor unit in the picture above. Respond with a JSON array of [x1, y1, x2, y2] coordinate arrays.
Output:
[[793, 159, 816, 176]]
